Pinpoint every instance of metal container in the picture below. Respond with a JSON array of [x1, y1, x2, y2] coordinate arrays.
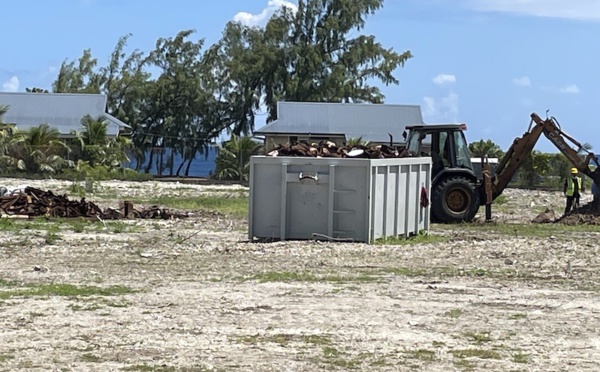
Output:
[[248, 156, 432, 243]]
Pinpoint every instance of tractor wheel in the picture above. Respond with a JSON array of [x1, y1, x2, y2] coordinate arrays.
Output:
[[431, 176, 480, 223]]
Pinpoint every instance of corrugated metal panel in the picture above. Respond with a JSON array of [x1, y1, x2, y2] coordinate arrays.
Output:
[[256, 102, 425, 143], [0, 92, 128, 136]]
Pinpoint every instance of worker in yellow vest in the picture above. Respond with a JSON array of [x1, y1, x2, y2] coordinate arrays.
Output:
[[564, 167, 583, 215]]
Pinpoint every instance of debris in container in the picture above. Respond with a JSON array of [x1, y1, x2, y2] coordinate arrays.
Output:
[[266, 141, 409, 159], [0, 186, 188, 220]]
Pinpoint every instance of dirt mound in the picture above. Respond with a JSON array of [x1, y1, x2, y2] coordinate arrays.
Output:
[[552, 200, 600, 225]]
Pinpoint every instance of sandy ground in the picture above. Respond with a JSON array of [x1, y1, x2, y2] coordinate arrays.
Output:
[[0, 179, 599, 371]]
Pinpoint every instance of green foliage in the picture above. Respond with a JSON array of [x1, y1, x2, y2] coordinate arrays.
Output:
[[213, 135, 263, 181], [212, 0, 412, 134], [346, 137, 371, 147], [469, 139, 503, 158], [0, 123, 74, 174], [0, 283, 134, 300], [71, 115, 132, 168], [62, 162, 153, 181], [510, 152, 572, 189], [44, 2, 412, 177]]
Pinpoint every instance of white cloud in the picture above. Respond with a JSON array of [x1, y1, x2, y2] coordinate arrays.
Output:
[[561, 84, 580, 94], [513, 76, 531, 87], [423, 92, 459, 122], [467, 0, 600, 21], [234, 0, 298, 27], [542, 84, 581, 94], [2, 76, 19, 92], [432, 74, 456, 85]]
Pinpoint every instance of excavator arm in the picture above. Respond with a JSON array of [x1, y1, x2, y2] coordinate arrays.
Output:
[[491, 112, 600, 198]]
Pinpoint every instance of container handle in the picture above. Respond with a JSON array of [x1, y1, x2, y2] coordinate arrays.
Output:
[[299, 172, 318, 182]]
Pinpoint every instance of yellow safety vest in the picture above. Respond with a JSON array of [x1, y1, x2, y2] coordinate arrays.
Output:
[[566, 177, 582, 196]]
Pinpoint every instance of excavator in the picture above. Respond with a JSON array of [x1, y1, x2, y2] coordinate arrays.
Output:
[[404, 112, 600, 223]]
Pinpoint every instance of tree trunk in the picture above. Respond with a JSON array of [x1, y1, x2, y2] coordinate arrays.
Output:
[[144, 137, 159, 174], [168, 148, 175, 176], [184, 149, 197, 177], [176, 157, 186, 177]]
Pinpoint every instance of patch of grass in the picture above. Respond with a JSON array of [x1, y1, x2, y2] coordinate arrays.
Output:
[[0, 283, 134, 300], [248, 271, 379, 283], [512, 352, 530, 364], [80, 353, 102, 363], [445, 308, 463, 318], [509, 313, 528, 320], [110, 221, 127, 234], [238, 333, 332, 347], [405, 349, 436, 361], [453, 358, 476, 369], [68, 303, 103, 312], [132, 195, 248, 219], [0, 279, 19, 287], [320, 346, 360, 369], [70, 220, 87, 233], [122, 365, 213, 372], [452, 348, 501, 360], [382, 267, 426, 276], [0, 354, 15, 363], [437, 221, 600, 238], [122, 365, 175, 372], [463, 331, 492, 344], [45, 231, 61, 245], [493, 194, 508, 205]]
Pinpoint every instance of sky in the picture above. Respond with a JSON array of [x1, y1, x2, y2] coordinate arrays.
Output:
[[2, 0, 600, 153]]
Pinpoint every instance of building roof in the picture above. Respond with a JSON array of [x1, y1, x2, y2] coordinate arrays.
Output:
[[0, 92, 131, 137], [255, 101, 425, 143]]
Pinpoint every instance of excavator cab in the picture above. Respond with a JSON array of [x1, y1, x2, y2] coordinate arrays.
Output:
[[405, 124, 482, 223]]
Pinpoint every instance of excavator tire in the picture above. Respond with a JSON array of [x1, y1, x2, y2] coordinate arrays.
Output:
[[431, 176, 480, 223]]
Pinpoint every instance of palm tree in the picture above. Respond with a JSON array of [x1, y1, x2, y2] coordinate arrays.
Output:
[[213, 135, 263, 181], [72, 115, 132, 168], [346, 136, 372, 147], [469, 139, 504, 158], [11, 124, 73, 173]]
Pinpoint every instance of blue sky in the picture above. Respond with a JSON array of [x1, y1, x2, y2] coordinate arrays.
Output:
[[2, 0, 599, 153]]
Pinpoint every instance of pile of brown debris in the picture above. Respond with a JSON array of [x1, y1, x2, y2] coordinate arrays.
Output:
[[267, 141, 409, 159], [533, 200, 600, 225], [0, 186, 187, 220]]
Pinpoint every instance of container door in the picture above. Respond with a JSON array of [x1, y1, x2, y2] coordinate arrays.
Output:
[[286, 173, 329, 240]]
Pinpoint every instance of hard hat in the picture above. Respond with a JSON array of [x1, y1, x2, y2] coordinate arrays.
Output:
[[571, 167, 578, 174]]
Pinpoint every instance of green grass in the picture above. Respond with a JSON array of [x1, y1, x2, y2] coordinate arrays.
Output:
[[493, 194, 508, 205], [463, 331, 492, 344], [132, 195, 249, 219], [0, 354, 15, 363], [122, 366, 175, 372], [238, 333, 331, 347], [80, 353, 102, 363], [452, 348, 501, 360], [248, 271, 380, 283], [445, 308, 463, 318], [405, 349, 436, 361], [512, 352, 530, 364], [0, 283, 134, 300], [436, 221, 600, 238], [509, 313, 528, 320]]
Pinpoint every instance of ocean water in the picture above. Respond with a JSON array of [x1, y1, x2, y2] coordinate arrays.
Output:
[[125, 147, 218, 178]]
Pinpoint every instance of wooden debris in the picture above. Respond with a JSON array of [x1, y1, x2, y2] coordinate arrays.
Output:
[[266, 141, 409, 159], [0, 186, 187, 220]]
